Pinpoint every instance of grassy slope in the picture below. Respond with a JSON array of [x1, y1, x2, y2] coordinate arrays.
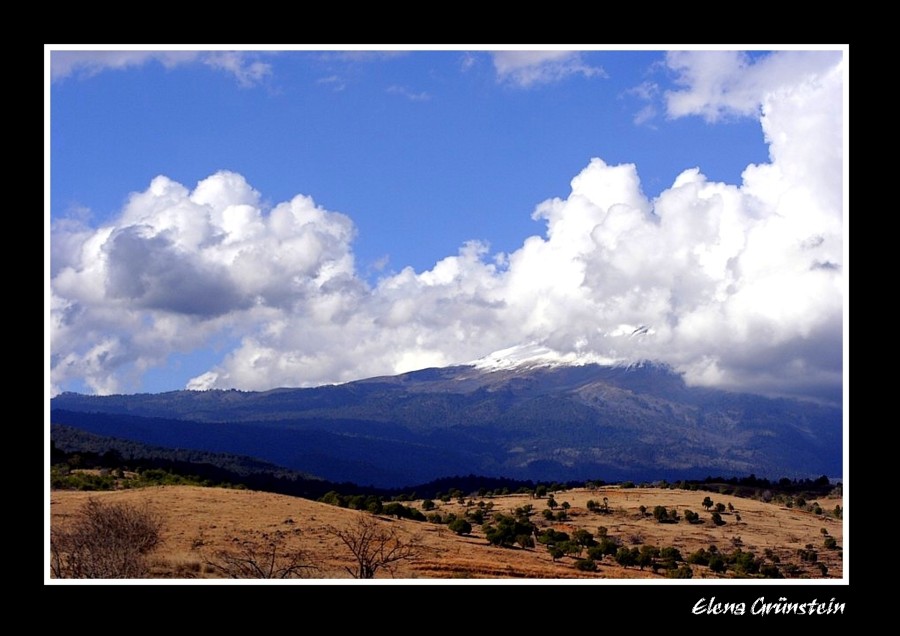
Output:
[[48, 484, 843, 580]]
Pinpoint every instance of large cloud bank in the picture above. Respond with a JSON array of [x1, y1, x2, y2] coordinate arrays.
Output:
[[51, 51, 844, 402]]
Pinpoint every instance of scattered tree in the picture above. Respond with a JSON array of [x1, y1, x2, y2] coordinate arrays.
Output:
[[659, 546, 683, 568], [596, 536, 620, 557], [467, 508, 485, 524], [448, 518, 472, 536], [204, 531, 317, 579], [537, 528, 569, 547], [615, 546, 638, 568], [328, 516, 422, 579], [586, 546, 605, 561], [560, 541, 583, 557], [483, 514, 536, 548], [572, 529, 595, 548], [516, 534, 535, 550], [702, 496, 714, 511], [637, 545, 659, 570], [687, 548, 710, 566]]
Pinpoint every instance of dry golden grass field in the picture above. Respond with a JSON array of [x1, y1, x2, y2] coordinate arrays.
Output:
[[48, 484, 843, 580]]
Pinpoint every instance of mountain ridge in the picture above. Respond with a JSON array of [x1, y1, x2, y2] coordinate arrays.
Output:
[[51, 361, 842, 488]]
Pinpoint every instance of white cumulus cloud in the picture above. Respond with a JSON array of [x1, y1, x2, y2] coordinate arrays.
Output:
[[664, 49, 843, 122]]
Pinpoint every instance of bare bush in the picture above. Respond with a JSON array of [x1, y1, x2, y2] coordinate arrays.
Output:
[[50, 498, 163, 578], [204, 530, 318, 579], [328, 515, 423, 579]]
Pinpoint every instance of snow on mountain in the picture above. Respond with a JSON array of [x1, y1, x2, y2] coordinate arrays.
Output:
[[469, 343, 620, 372]]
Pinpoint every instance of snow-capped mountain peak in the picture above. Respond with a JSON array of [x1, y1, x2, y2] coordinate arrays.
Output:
[[469, 343, 620, 372]]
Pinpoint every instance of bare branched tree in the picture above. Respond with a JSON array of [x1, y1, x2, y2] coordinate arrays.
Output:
[[328, 515, 422, 579], [204, 530, 318, 579], [50, 498, 164, 578]]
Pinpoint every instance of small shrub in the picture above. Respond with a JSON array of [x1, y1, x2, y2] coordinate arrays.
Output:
[[667, 564, 693, 579], [50, 498, 163, 578], [759, 563, 782, 578], [782, 563, 801, 577]]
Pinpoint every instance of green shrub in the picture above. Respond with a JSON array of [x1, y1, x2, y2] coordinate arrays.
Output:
[[667, 564, 693, 578], [448, 518, 472, 535], [708, 554, 726, 573]]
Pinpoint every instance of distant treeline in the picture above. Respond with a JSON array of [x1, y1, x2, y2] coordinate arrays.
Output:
[[50, 424, 839, 504], [51, 425, 358, 500]]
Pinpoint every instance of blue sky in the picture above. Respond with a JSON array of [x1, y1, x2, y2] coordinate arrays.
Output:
[[48, 47, 846, 403]]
